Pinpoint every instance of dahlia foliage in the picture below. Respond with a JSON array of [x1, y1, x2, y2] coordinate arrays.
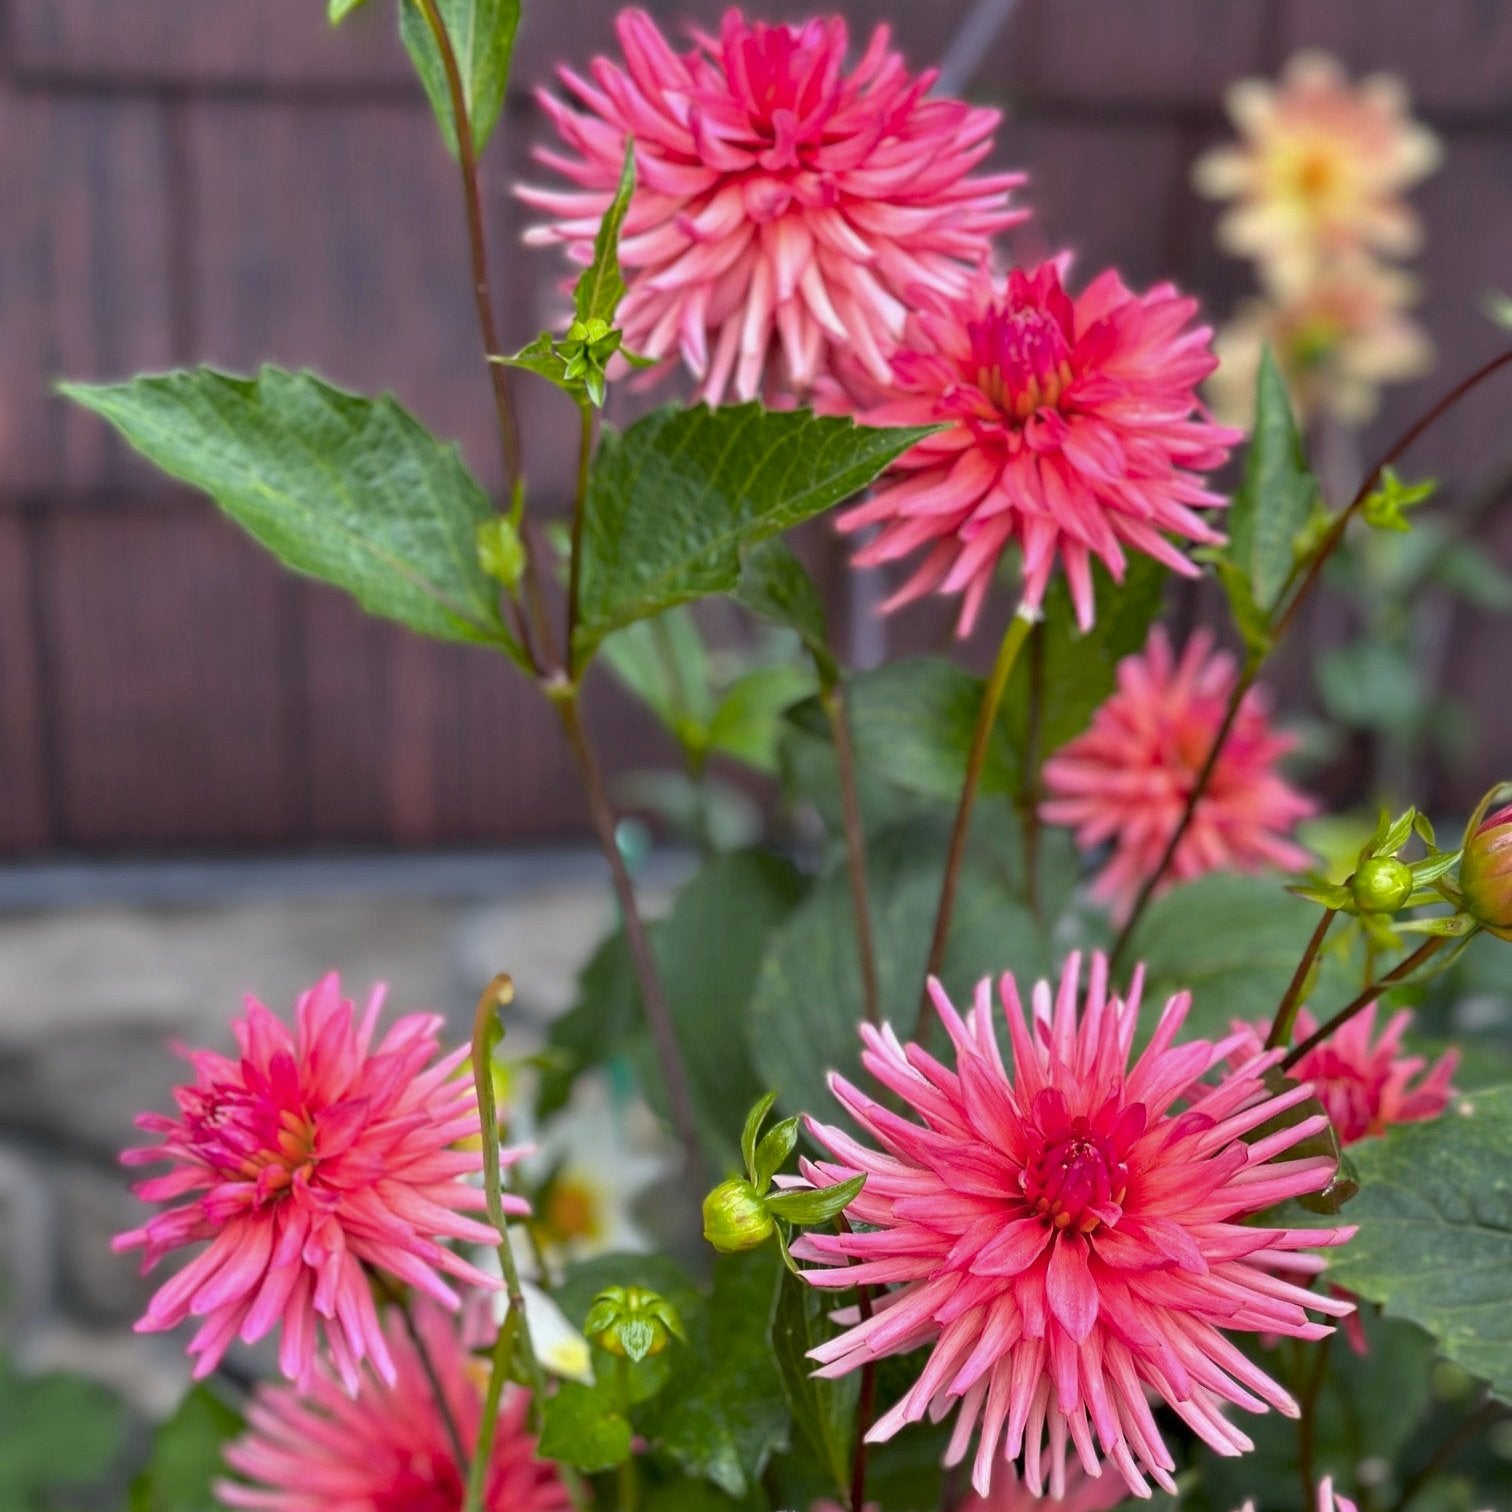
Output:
[[61, 6, 1512, 1512]]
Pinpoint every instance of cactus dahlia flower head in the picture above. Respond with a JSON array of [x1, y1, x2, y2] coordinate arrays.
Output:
[[1234, 1002, 1457, 1146], [219, 1299, 571, 1512], [837, 261, 1240, 635], [794, 954, 1356, 1500], [1193, 49, 1440, 289], [115, 973, 516, 1390], [1041, 627, 1315, 920], [519, 7, 1025, 404]]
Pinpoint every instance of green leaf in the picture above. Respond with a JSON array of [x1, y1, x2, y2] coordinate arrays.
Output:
[[773, 1269, 857, 1499], [732, 540, 837, 683], [765, 1173, 865, 1224], [574, 141, 636, 327], [600, 607, 716, 753], [329, 0, 371, 21], [538, 1380, 633, 1472], [707, 664, 818, 774], [749, 810, 1052, 1119], [128, 1386, 242, 1512], [62, 368, 519, 656], [1327, 1085, 1512, 1400], [1129, 874, 1320, 1040], [574, 405, 932, 663], [651, 1249, 788, 1497], [1227, 347, 1319, 613], [740, 1093, 777, 1187], [752, 1115, 798, 1193], [0, 1357, 126, 1509], [400, 0, 520, 159]]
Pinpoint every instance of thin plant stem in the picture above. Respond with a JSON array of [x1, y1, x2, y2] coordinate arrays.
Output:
[[1108, 663, 1255, 972], [1109, 348, 1512, 967], [1282, 938, 1446, 1070], [378, 1278, 468, 1474], [464, 1306, 517, 1512], [916, 606, 1037, 1042], [1387, 1396, 1509, 1512], [410, 0, 560, 675], [554, 692, 707, 1185], [1296, 1334, 1332, 1509], [566, 401, 596, 681], [615, 1356, 639, 1512], [1266, 908, 1337, 1049], [1019, 622, 1047, 920], [823, 681, 881, 1026], [466, 975, 548, 1512]]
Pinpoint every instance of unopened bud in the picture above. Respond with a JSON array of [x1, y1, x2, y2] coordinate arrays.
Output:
[[1350, 856, 1414, 914], [583, 1285, 684, 1361], [477, 518, 527, 590], [1461, 798, 1512, 938], [702, 1177, 774, 1253]]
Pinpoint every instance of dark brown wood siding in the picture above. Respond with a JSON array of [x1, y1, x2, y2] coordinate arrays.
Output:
[[2, 0, 1508, 853]]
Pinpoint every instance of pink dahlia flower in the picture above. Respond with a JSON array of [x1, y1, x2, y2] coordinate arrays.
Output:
[[1235, 1001, 1457, 1147], [520, 8, 1024, 404], [836, 261, 1239, 634], [1040, 628, 1315, 920], [795, 953, 1355, 1500], [219, 1298, 570, 1512], [116, 973, 516, 1390]]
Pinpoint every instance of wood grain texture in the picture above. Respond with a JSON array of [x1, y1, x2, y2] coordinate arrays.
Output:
[[0, 517, 51, 850], [0, 92, 176, 500]]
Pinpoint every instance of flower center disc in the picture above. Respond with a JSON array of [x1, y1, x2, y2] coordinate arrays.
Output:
[[1023, 1117, 1128, 1232], [968, 306, 1074, 420]]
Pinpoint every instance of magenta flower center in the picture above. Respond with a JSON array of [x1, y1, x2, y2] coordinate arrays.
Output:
[[1024, 1123, 1127, 1232], [966, 304, 1076, 421], [725, 23, 843, 169], [185, 1082, 320, 1200], [372, 1452, 463, 1512]]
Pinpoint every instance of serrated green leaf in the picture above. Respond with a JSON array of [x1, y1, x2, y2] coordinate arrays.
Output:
[[765, 1173, 865, 1224], [1327, 1086, 1512, 1401], [574, 405, 932, 664], [650, 1249, 788, 1497], [401, 0, 520, 159], [497, 331, 575, 396], [574, 141, 635, 327], [1227, 347, 1319, 613], [773, 1269, 857, 1499], [707, 664, 817, 774], [749, 809, 1052, 1119], [62, 367, 520, 657], [538, 1380, 633, 1471], [732, 540, 837, 683], [1129, 874, 1320, 1040], [128, 1386, 242, 1512]]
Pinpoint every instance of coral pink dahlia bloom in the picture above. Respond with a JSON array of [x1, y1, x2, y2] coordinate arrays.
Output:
[[794, 953, 1356, 1499], [520, 8, 1024, 404], [1040, 627, 1315, 919], [836, 261, 1240, 634], [219, 1299, 570, 1512], [1235, 1002, 1457, 1146], [116, 973, 517, 1390]]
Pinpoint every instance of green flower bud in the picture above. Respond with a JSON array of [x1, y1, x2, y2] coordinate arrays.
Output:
[[701, 1177, 774, 1253], [1461, 796, 1512, 938], [476, 518, 527, 590], [582, 1285, 685, 1362], [1350, 855, 1414, 914]]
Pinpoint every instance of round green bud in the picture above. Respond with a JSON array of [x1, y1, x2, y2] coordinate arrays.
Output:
[[1350, 855, 1414, 914], [701, 1177, 774, 1254], [583, 1284, 684, 1361]]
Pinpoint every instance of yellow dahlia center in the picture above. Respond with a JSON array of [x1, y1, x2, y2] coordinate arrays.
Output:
[[538, 1174, 606, 1247], [970, 307, 1075, 422]]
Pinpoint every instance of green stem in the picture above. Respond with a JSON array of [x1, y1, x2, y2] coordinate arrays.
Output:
[[466, 976, 548, 1512], [409, 0, 559, 675], [1282, 937, 1447, 1070], [916, 606, 1037, 1043], [822, 681, 881, 1026], [835, 1214, 877, 1512], [565, 401, 596, 681], [1018, 623, 1047, 921], [1387, 1396, 1508, 1512], [615, 1355, 639, 1512], [1266, 908, 1337, 1049], [554, 690, 707, 1185]]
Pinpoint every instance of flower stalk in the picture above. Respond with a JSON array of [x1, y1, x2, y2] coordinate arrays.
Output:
[[1266, 907, 1338, 1049], [917, 605, 1037, 1041], [822, 681, 881, 1026]]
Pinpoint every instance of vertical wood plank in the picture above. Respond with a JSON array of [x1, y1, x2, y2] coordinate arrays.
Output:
[[0, 516, 51, 850]]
